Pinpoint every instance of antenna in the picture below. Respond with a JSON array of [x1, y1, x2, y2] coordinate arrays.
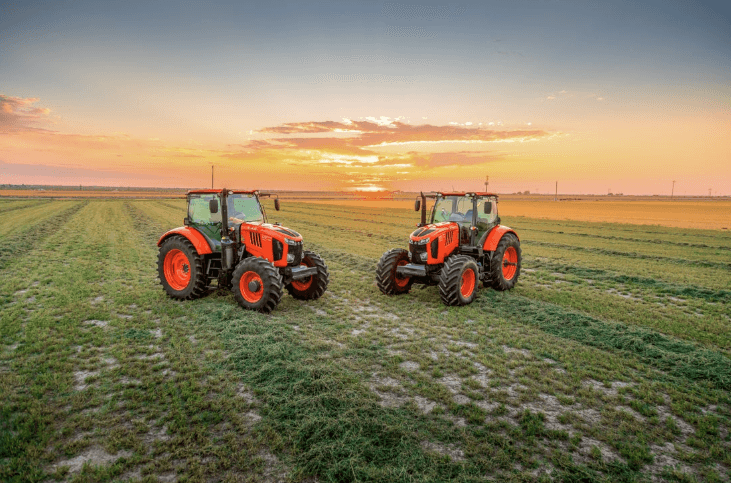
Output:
[[554, 181, 557, 201], [484, 175, 489, 192], [671, 180, 675, 200], [211, 165, 214, 189]]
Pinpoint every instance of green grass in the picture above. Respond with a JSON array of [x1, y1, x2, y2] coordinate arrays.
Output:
[[1, 199, 729, 482]]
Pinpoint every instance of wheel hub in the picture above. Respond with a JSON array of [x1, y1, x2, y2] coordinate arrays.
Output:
[[248, 280, 262, 292]]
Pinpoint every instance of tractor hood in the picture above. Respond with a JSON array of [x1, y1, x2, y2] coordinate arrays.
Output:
[[410, 222, 455, 243], [408, 221, 460, 265], [237, 222, 304, 268], [239, 222, 303, 243]]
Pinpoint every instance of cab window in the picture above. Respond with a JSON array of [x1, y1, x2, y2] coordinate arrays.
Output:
[[188, 194, 221, 224], [474, 197, 498, 239], [227, 194, 264, 223]]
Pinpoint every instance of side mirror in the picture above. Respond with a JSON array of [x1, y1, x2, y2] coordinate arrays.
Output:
[[274, 199, 281, 211], [484, 201, 493, 214], [414, 199, 421, 211], [209, 199, 219, 214]]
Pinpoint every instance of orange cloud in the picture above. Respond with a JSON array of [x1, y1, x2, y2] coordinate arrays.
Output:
[[408, 151, 505, 168], [0, 95, 54, 133], [259, 120, 549, 146]]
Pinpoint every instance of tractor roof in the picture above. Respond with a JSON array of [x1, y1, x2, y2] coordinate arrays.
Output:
[[187, 189, 257, 195], [437, 191, 499, 198]]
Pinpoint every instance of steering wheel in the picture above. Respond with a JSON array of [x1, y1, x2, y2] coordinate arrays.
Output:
[[448, 212, 465, 222]]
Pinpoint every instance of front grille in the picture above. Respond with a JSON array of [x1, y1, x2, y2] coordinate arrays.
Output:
[[409, 242, 426, 264], [272, 239, 283, 261], [288, 242, 303, 265]]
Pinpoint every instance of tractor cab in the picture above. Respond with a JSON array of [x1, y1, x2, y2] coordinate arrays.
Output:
[[184, 190, 274, 252], [429, 192, 499, 245]]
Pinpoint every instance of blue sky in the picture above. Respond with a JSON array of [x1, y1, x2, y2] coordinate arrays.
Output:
[[1, 0, 729, 193]]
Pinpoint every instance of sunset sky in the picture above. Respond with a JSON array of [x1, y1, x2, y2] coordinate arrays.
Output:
[[1, 0, 729, 195]]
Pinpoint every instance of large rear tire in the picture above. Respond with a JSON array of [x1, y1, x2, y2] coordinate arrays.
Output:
[[158, 236, 208, 300], [286, 251, 329, 300], [490, 233, 521, 291], [376, 248, 413, 295], [439, 255, 479, 306], [232, 257, 283, 313]]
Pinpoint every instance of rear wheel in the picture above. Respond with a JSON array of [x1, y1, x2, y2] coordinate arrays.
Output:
[[232, 257, 283, 313], [439, 255, 479, 306], [286, 251, 329, 300], [158, 236, 207, 300], [490, 233, 521, 291], [376, 248, 413, 295]]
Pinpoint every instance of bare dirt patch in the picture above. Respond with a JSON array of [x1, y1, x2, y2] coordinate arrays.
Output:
[[83, 319, 109, 329], [73, 370, 98, 391], [421, 441, 465, 462], [50, 446, 132, 474]]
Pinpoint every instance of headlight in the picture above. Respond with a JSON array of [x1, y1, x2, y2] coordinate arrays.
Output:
[[413, 238, 430, 245], [287, 253, 295, 263], [285, 238, 299, 245]]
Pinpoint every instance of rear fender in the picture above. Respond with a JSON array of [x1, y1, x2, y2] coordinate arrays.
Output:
[[483, 225, 518, 252], [157, 227, 213, 255]]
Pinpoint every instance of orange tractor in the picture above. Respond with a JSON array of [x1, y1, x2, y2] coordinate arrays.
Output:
[[376, 192, 520, 305], [157, 189, 328, 313]]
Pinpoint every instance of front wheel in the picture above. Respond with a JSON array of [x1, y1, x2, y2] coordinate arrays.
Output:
[[286, 251, 329, 300], [232, 257, 283, 313], [490, 234, 521, 291], [439, 255, 479, 306], [376, 248, 413, 295]]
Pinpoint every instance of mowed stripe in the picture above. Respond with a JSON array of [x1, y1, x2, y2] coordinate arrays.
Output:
[[0, 201, 278, 481], [0, 200, 80, 240]]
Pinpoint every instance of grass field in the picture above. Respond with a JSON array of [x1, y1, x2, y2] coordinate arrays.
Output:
[[1, 198, 729, 482]]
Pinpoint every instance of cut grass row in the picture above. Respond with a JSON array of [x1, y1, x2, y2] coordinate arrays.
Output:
[[0, 200, 80, 241], [0, 200, 51, 215], [0, 201, 85, 271], [507, 215, 731, 245]]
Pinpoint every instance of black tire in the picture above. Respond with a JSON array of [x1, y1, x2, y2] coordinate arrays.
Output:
[[376, 248, 413, 295], [286, 251, 329, 300], [158, 236, 208, 300], [490, 233, 521, 291], [232, 257, 283, 313], [439, 255, 480, 306]]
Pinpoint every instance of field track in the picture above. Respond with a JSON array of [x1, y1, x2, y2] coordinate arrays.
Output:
[[1, 199, 729, 482]]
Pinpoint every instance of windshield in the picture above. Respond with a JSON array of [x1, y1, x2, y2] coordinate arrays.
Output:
[[432, 196, 473, 223], [227, 194, 264, 224], [430, 195, 499, 240], [188, 193, 222, 225]]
